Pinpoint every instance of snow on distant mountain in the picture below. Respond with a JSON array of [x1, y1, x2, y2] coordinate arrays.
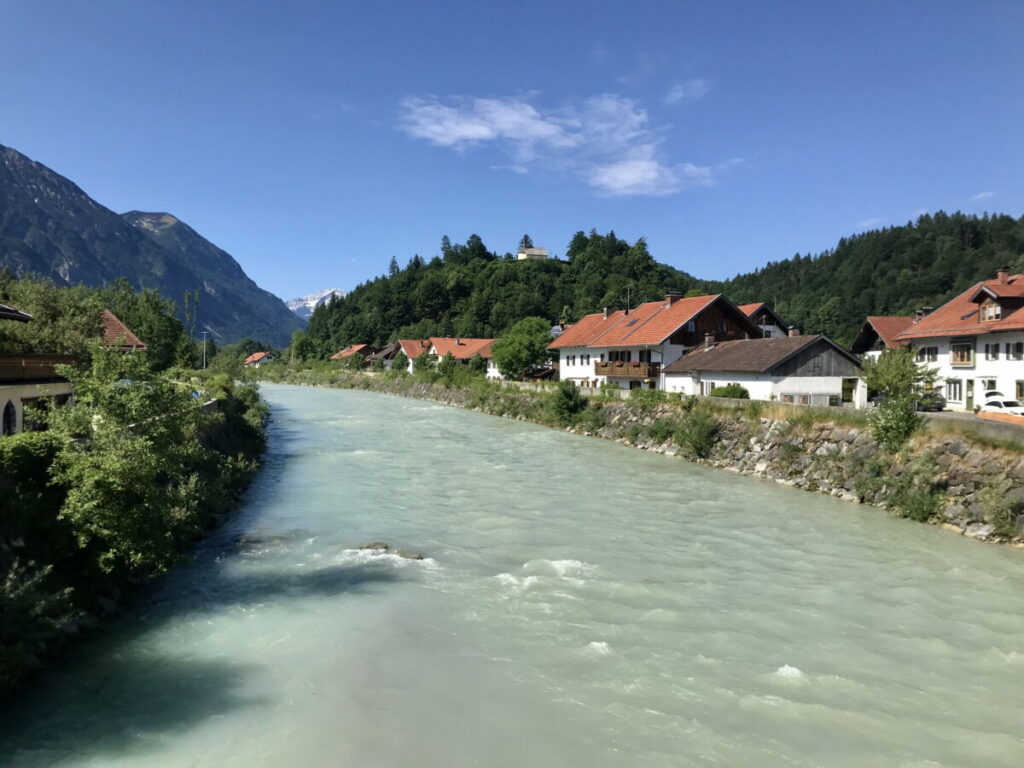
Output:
[[287, 288, 346, 319]]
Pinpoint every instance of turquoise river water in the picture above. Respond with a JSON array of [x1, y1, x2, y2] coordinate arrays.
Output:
[[1, 383, 1023, 767]]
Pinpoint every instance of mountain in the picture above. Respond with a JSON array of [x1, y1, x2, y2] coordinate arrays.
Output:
[[287, 288, 346, 320], [0, 143, 304, 346]]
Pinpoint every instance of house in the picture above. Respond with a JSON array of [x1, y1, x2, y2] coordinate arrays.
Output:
[[516, 247, 549, 261], [101, 309, 148, 351], [549, 292, 764, 390], [662, 333, 865, 406], [738, 303, 790, 338], [1, 307, 144, 436], [426, 337, 503, 379], [330, 344, 377, 364], [367, 342, 401, 369], [892, 267, 1024, 410], [398, 339, 432, 373], [850, 316, 915, 359], [243, 351, 274, 368]]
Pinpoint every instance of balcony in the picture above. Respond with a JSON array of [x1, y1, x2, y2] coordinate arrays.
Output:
[[594, 361, 661, 378], [0, 354, 75, 383]]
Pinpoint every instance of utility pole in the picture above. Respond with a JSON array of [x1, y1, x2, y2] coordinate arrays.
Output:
[[201, 331, 209, 369]]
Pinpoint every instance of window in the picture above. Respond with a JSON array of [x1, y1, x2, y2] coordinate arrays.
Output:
[[581, 354, 590, 365], [1017, 380, 1024, 400], [1008, 343, 1024, 361], [638, 350, 652, 363], [985, 343, 1000, 361], [981, 303, 1002, 321], [982, 378, 997, 391], [567, 355, 575, 366], [915, 346, 938, 363], [687, 321, 696, 332], [609, 350, 630, 362], [945, 379, 963, 402], [599, 354, 605, 362], [951, 342, 974, 367], [781, 394, 795, 403]]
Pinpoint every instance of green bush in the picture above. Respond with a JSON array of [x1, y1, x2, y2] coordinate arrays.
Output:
[[629, 388, 667, 411], [676, 410, 720, 459], [549, 381, 588, 426], [708, 384, 749, 399], [870, 396, 922, 451]]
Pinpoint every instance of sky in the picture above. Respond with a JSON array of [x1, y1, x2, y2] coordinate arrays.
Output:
[[2, 0, 1022, 302]]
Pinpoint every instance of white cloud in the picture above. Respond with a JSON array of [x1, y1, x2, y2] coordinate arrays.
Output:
[[399, 93, 728, 197], [855, 217, 883, 231], [972, 190, 995, 201], [663, 79, 710, 105]]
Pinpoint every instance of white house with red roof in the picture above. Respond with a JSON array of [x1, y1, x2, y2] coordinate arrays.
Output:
[[737, 303, 790, 339], [850, 316, 915, 360], [426, 337, 503, 379], [893, 268, 1024, 410], [397, 339, 431, 374], [548, 292, 763, 390], [243, 351, 274, 368]]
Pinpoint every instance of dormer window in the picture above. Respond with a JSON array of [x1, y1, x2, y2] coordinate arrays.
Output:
[[981, 303, 1002, 321]]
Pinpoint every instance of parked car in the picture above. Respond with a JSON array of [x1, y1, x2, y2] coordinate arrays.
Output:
[[979, 399, 1024, 416], [914, 391, 946, 411]]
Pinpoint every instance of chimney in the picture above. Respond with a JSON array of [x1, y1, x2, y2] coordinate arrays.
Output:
[[704, 332, 715, 350], [665, 290, 682, 307], [603, 307, 609, 320], [998, 266, 1010, 284], [915, 307, 934, 323], [788, 327, 801, 337]]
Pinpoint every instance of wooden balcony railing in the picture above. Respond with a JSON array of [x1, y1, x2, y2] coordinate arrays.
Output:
[[0, 354, 75, 383], [594, 361, 661, 378]]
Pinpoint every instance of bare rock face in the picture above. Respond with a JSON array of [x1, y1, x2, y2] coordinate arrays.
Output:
[[359, 542, 390, 551]]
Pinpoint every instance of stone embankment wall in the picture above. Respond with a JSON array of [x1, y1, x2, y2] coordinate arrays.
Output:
[[267, 371, 1024, 546]]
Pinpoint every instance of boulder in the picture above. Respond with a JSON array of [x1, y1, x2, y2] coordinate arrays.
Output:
[[359, 541, 390, 551], [964, 523, 996, 540]]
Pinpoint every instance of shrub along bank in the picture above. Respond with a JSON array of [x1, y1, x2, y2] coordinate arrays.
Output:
[[261, 366, 1024, 548], [0, 348, 268, 694]]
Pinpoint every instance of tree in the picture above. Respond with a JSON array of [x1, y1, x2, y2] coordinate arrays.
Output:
[[436, 352, 457, 379], [468, 352, 487, 376], [392, 350, 409, 374], [549, 380, 587, 425], [412, 351, 435, 374], [863, 346, 937, 400], [388, 256, 400, 278], [518, 234, 534, 251], [491, 316, 551, 380]]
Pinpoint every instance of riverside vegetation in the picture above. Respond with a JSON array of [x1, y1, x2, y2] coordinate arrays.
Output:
[[260, 361, 1024, 550], [0, 276, 269, 694]]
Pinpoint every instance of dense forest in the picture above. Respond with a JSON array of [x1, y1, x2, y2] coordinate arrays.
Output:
[[298, 212, 1024, 356]]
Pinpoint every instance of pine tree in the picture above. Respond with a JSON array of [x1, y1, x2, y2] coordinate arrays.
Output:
[[518, 234, 534, 251]]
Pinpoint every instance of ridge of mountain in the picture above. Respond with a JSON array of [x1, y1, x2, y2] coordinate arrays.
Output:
[[0, 143, 303, 345], [287, 288, 346, 320]]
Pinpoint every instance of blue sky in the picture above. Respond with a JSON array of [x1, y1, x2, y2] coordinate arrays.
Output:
[[2, 0, 1022, 301]]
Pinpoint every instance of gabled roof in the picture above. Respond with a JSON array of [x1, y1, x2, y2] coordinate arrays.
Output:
[[549, 294, 760, 349], [0, 303, 32, 323], [330, 343, 374, 360], [738, 302, 788, 330], [663, 334, 861, 374], [851, 316, 915, 352], [428, 337, 496, 360], [894, 274, 1024, 341], [243, 351, 271, 364], [101, 309, 147, 350], [397, 339, 431, 359], [368, 342, 400, 360]]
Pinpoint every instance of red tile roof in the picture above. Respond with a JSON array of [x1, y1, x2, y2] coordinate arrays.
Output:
[[330, 343, 374, 360], [895, 274, 1024, 341], [550, 294, 756, 349], [243, 351, 271, 365], [429, 337, 496, 360], [101, 309, 147, 350], [398, 339, 431, 359], [737, 302, 764, 316], [863, 316, 914, 348]]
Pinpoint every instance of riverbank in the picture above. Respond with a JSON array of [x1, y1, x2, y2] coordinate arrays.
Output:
[[0, 377, 269, 695], [261, 369, 1024, 548]]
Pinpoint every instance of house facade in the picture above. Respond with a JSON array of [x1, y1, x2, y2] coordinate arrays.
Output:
[[893, 268, 1024, 410], [398, 339, 431, 374], [662, 334, 865, 406], [850, 316, 915, 360], [549, 293, 763, 390], [427, 337, 503, 379]]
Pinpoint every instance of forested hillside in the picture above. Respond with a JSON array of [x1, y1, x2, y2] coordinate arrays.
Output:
[[298, 212, 1024, 357], [300, 231, 702, 357], [721, 212, 1024, 344]]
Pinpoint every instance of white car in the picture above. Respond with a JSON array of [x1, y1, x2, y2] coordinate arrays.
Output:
[[979, 399, 1024, 416]]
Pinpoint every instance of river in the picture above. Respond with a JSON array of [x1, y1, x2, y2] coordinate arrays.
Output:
[[2, 383, 1022, 767]]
